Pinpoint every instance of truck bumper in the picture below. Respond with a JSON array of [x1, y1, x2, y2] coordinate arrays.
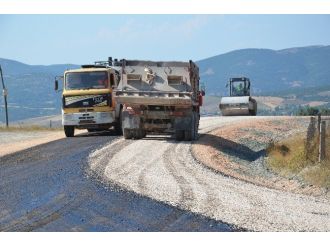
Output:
[[122, 110, 193, 132], [62, 110, 115, 126]]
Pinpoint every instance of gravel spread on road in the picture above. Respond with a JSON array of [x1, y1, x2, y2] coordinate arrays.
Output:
[[88, 116, 330, 231]]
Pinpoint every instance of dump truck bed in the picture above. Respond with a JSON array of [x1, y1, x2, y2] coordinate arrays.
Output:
[[115, 60, 199, 105]]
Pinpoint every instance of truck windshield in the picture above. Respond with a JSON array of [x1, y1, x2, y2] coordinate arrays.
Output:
[[65, 71, 109, 90]]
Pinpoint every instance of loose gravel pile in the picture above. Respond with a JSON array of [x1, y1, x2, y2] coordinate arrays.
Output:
[[88, 116, 330, 231]]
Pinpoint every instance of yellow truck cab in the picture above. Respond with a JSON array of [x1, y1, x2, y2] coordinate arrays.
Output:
[[55, 58, 122, 137]]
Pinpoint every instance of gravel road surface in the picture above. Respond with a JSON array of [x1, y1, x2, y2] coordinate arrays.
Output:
[[0, 129, 235, 231], [89, 116, 330, 231]]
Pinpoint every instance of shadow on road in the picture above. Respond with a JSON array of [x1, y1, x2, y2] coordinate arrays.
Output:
[[75, 129, 120, 138], [197, 133, 265, 162]]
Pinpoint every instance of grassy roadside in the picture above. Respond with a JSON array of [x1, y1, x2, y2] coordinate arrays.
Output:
[[266, 125, 330, 189], [0, 125, 62, 132]]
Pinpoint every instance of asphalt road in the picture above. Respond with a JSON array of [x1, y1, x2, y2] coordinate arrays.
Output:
[[0, 130, 237, 232]]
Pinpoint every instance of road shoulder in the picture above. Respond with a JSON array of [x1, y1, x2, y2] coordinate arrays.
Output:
[[192, 117, 328, 197]]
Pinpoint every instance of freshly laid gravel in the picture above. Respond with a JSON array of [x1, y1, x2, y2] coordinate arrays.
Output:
[[89, 116, 330, 231]]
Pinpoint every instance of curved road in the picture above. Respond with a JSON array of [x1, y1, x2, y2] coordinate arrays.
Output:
[[0, 127, 236, 232], [89, 116, 330, 231], [1, 117, 329, 231]]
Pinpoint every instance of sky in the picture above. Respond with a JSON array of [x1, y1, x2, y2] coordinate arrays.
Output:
[[0, 15, 330, 65]]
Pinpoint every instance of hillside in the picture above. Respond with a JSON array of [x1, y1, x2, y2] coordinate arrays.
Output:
[[1, 45, 330, 122], [0, 58, 79, 122], [197, 45, 330, 95]]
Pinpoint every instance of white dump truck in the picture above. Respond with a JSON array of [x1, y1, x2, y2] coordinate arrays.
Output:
[[114, 59, 204, 141]]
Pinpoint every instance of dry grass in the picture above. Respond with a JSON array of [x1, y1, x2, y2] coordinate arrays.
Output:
[[267, 135, 307, 175], [266, 125, 330, 189], [0, 125, 62, 132], [303, 164, 330, 188]]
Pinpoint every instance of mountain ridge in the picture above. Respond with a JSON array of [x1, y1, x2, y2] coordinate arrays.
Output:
[[1, 45, 330, 122]]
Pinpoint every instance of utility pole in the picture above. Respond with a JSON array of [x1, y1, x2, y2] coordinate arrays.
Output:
[[0, 65, 9, 127]]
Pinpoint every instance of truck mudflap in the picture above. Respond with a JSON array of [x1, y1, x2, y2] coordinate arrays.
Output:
[[122, 111, 141, 129], [173, 116, 192, 130]]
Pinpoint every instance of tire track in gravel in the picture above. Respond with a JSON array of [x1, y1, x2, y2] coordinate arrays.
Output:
[[88, 138, 132, 177], [162, 143, 196, 208], [175, 143, 222, 216]]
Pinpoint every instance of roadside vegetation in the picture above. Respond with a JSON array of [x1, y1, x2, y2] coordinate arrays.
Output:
[[0, 125, 62, 132], [266, 125, 330, 189], [295, 105, 330, 116]]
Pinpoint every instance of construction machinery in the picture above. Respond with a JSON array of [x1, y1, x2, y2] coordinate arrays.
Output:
[[114, 59, 204, 141], [55, 58, 122, 137], [219, 77, 257, 116]]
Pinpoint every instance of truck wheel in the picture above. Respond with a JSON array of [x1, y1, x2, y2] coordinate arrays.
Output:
[[114, 122, 122, 135], [123, 129, 132, 139], [175, 130, 184, 141], [249, 110, 256, 116], [64, 126, 74, 137], [193, 112, 199, 140], [132, 129, 145, 139], [115, 108, 123, 135], [139, 129, 146, 139], [184, 113, 196, 141], [184, 129, 192, 141]]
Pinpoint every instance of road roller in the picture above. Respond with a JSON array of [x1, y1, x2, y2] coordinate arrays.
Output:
[[219, 77, 257, 116]]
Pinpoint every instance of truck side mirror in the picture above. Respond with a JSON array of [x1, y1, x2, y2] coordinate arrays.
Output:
[[55, 80, 58, 91], [200, 83, 206, 96]]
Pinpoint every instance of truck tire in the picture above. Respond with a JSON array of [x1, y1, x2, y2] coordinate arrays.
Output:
[[249, 109, 257, 116], [123, 129, 132, 139], [184, 113, 196, 141], [139, 129, 146, 138], [114, 108, 123, 135], [132, 129, 145, 139], [64, 126, 74, 137], [175, 130, 184, 141], [184, 130, 192, 141], [193, 112, 199, 140]]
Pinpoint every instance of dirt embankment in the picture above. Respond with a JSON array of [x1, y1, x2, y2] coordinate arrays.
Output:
[[192, 117, 329, 197]]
